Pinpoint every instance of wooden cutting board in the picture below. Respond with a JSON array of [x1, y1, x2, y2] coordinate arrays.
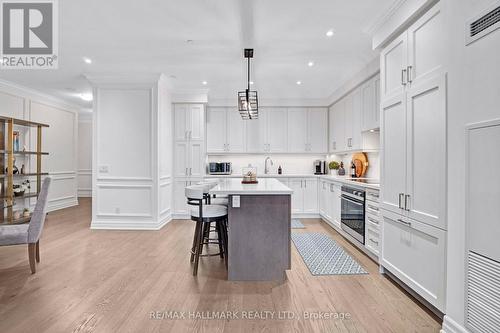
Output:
[[352, 152, 369, 177]]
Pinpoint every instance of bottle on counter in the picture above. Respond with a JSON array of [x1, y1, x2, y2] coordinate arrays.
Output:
[[338, 162, 345, 176], [278, 165, 282, 174], [351, 162, 356, 178]]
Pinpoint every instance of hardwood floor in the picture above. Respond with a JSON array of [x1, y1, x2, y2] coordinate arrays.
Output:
[[0, 198, 441, 332]]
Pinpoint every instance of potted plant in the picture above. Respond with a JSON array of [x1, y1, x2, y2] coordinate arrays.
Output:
[[328, 161, 340, 175]]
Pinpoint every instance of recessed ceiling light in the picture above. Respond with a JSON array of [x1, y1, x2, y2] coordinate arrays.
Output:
[[296, 81, 302, 85], [308, 61, 314, 67], [202, 81, 208, 85], [79, 93, 93, 102], [186, 39, 194, 43], [83, 57, 92, 64], [326, 29, 335, 37]]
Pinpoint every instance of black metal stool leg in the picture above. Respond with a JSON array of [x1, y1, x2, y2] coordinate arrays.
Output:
[[190, 221, 201, 263], [193, 220, 204, 276], [215, 221, 224, 259]]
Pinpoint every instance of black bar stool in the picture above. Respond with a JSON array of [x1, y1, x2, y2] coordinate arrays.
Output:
[[185, 184, 228, 276]]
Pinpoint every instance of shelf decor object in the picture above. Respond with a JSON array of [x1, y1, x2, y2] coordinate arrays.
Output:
[[237, 48, 258, 120], [0, 116, 49, 225]]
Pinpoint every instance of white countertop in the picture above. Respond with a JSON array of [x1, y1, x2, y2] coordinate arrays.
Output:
[[205, 174, 380, 190], [209, 178, 293, 195]]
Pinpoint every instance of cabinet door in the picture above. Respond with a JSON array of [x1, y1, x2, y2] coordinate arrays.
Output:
[[287, 108, 308, 153], [267, 108, 288, 152], [288, 179, 304, 214], [381, 210, 446, 311], [174, 104, 189, 141], [374, 75, 380, 127], [407, 2, 443, 85], [319, 180, 327, 217], [188, 104, 205, 141], [332, 183, 342, 228], [246, 108, 267, 152], [362, 77, 377, 131], [380, 94, 407, 215], [206, 108, 227, 153], [174, 142, 189, 177], [328, 106, 335, 152], [350, 89, 363, 150], [380, 31, 408, 100], [227, 109, 246, 152], [303, 178, 318, 214], [173, 179, 190, 215], [188, 142, 204, 177], [331, 100, 345, 153], [343, 94, 354, 151], [405, 74, 446, 229], [307, 108, 328, 153]]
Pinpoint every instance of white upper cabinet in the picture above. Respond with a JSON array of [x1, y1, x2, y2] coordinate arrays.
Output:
[[307, 108, 328, 153], [380, 2, 443, 102], [174, 104, 205, 142], [380, 32, 407, 100], [329, 101, 345, 153], [287, 108, 328, 153], [226, 109, 246, 153], [246, 108, 267, 153], [287, 108, 308, 153], [362, 75, 380, 131], [206, 107, 246, 153], [407, 3, 444, 84], [267, 108, 288, 152], [206, 107, 227, 153]]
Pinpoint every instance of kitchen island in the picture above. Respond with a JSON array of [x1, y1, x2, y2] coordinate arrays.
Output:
[[209, 178, 293, 281]]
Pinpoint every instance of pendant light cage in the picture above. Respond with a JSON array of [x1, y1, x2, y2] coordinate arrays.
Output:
[[238, 48, 258, 119]]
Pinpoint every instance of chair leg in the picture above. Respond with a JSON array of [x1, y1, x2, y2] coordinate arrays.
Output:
[[193, 222, 205, 276], [215, 221, 224, 259], [220, 219, 229, 269], [28, 243, 36, 274], [190, 221, 201, 263], [36, 240, 40, 263]]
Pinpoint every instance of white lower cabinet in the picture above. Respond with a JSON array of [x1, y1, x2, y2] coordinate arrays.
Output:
[[288, 178, 318, 215], [380, 209, 446, 311], [319, 180, 341, 229]]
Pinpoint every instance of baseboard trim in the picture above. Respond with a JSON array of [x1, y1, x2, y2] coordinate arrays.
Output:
[[90, 215, 172, 230], [47, 198, 79, 212], [441, 316, 469, 333], [77, 189, 92, 197]]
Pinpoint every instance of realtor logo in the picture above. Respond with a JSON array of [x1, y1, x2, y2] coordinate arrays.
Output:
[[0, 0, 58, 69]]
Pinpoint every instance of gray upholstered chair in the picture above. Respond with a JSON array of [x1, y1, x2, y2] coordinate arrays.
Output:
[[0, 177, 51, 274]]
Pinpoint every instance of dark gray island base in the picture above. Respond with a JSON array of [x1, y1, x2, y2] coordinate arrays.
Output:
[[209, 178, 293, 281], [228, 194, 291, 281]]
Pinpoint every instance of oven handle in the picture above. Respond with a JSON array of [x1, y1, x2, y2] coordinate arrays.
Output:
[[341, 195, 364, 207]]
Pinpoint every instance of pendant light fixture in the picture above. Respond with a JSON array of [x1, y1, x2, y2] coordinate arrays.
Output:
[[238, 48, 258, 119]]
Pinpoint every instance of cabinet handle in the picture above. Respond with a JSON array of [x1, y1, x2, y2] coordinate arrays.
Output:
[[368, 217, 379, 225], [401, 69, 407, 85], [185, 167, 188, 176], [369, 238, 379, 245], [407, 66, 413, 83], [368, 204, 379, 212], [398, 193, 404, 209], [405, 194, 411, 211], [190, 168, 192, 176], [396, 218, 412, 227]]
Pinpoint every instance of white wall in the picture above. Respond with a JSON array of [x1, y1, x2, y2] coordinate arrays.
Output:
[[77, 114, 92, 197], [442, 1, 500, 332], [0, 80, 79, 212], [89, 74, 173, 230]]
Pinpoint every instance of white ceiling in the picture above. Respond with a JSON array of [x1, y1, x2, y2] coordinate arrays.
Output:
[[0, 0, 395, 109]]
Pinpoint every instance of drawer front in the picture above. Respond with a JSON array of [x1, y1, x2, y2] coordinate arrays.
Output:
[[366, 213, 380, 228], [381, 209, 446, 311], [366, 201, 380, 217], [366, 189, 380, 203], [366, 228, 380, 255]]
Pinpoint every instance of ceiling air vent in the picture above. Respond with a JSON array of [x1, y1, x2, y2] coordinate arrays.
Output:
[[466, 1, 500, 44]]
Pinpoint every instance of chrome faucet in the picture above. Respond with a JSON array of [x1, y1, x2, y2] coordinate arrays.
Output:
[[264, 156, 274, 174]]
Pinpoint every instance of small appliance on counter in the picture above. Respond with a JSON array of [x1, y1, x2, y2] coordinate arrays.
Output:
[[208, 162, 232, 175], [314, 160, 327, 175]]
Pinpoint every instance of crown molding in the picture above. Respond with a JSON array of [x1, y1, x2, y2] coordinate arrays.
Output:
[[363, 0, 408, 36]]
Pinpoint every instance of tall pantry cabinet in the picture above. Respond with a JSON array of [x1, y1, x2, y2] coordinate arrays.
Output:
[[379, 2, 447, 312]]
